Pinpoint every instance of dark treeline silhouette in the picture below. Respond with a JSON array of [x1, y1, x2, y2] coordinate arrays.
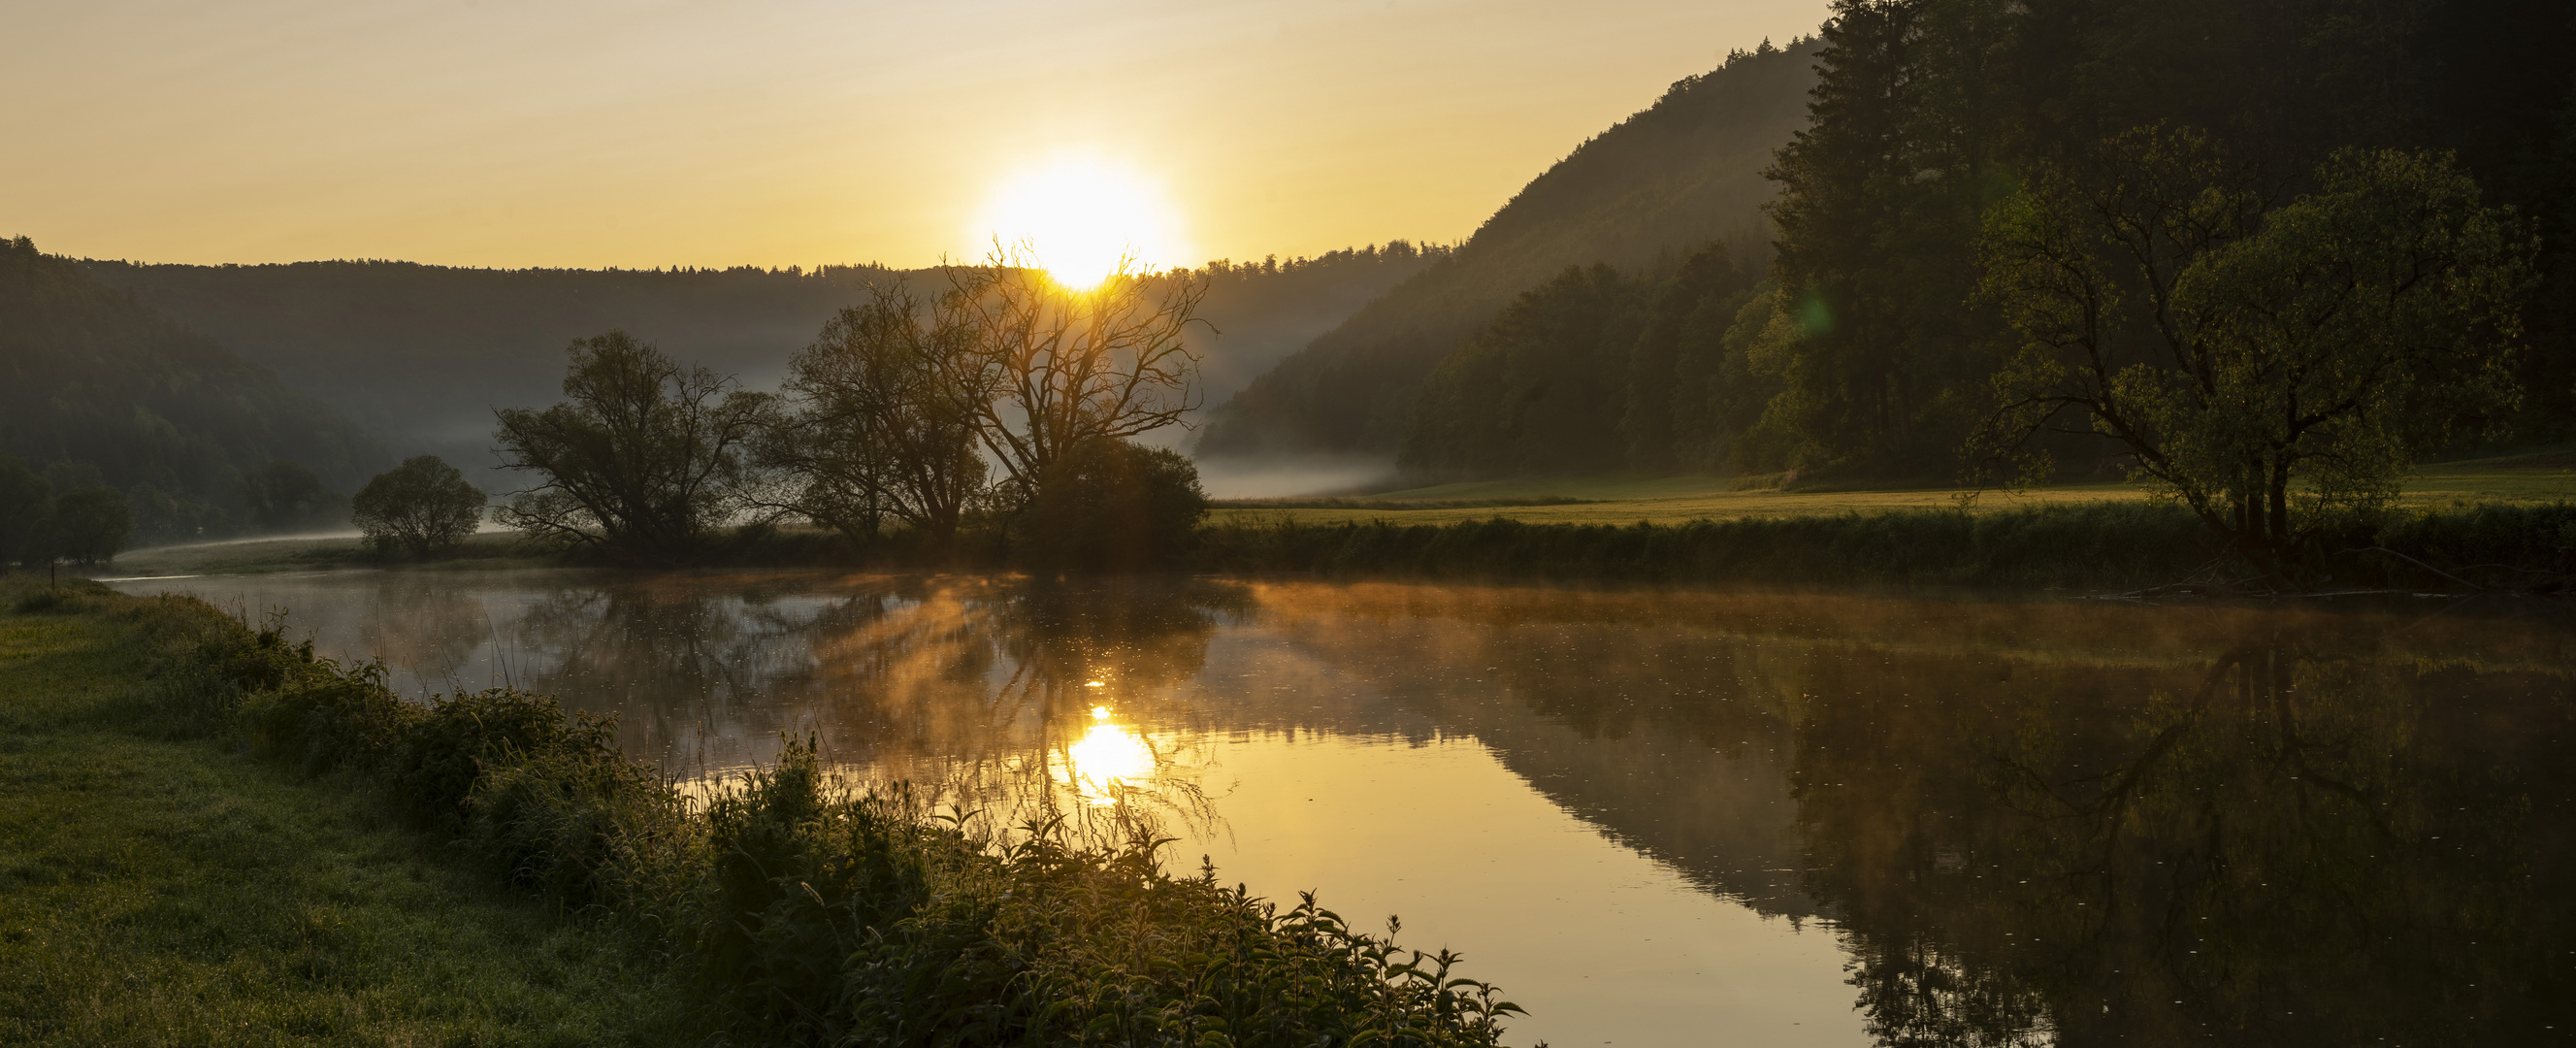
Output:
[[1213, 0, 2576, 497], [492, 253, 1216, 569], [1196, 38, 1823, 462], [81, 245, 1440, 475], [0, 237, 384, 551], [1400, 244, 1767, 476]]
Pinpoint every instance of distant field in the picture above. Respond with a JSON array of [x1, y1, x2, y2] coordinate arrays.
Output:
[[1210, 448, 2576, 527], [102, 530, 536, 579]]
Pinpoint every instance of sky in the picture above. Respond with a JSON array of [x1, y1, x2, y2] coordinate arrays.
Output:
[[2, 0, 1830, 272]]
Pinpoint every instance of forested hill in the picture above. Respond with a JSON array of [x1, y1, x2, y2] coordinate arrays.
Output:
[[82, 247, 1440, 473], [81, 259, 886, 471], [1193, 38, 1824, 462], [0, 237, 385, 512], [1243, 0, 2576, 488]]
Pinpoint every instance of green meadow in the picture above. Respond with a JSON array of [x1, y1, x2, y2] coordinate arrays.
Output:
[[0, 582, 688, 1047], [1209, 448, 2576, 528]]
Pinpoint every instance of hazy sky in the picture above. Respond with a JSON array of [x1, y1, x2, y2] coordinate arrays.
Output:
[[3, 1, 1829, 270]]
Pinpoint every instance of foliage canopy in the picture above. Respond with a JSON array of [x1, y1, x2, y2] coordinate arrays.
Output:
[[1973, 135, 2534, 559], [351, 455, 488, 560]]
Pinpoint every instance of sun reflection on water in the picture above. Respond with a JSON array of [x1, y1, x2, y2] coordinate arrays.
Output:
[[1061, 706, 1154, 805]]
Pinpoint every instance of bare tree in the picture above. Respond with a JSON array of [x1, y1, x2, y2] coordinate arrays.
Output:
[[932, 247, 1212, 495]]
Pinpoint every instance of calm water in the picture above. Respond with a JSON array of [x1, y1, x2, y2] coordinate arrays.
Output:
[[107, 570, 2576, 1046]]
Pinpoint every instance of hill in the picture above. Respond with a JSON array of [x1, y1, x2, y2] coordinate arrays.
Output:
[[0, 237, 386, 536], [1192, 38, 1823, 466], [82, 246, 1441, 475]]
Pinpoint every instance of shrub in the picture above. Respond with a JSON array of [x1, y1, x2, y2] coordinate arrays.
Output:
[[1021, 440, 1208, 571], [351, 455, 488, 559], [131, 595, 1522, 1046]]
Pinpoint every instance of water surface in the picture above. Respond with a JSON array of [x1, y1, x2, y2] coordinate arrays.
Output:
[[112, 570, 2576, 1046]]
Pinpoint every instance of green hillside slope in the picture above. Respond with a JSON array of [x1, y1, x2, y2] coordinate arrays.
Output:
[[0, 238, 385, 524], [1194, 38, 1822, 462]]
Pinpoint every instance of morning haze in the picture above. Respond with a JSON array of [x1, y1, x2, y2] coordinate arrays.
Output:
[[8, 1, 2576, 1046], [4, 0, 1830, 269]]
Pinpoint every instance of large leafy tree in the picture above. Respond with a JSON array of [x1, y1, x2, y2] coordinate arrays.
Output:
[[49, 488, 132, 567], [351, 455, 488, 559], [493, 332, 771, 564], [1975, 130, 2536, 563], [761, 283, 988, 546]]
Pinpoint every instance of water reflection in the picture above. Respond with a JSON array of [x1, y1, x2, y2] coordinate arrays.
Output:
[[116, 571, 2576, 1046], [1061, 706, 1155, 804]]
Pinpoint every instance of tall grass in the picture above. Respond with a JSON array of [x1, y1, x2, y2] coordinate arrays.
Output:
[[151, 597, 1525, 1046]]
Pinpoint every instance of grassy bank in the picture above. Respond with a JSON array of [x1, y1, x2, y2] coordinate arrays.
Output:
[[7, 578, 1525, 1046], [94, 454, 2576, 594], [1196, 501, 2576, 591], [0, 579, 688, 1046], [106, 529, 550, 577], [1207, 448, 2576, 528]]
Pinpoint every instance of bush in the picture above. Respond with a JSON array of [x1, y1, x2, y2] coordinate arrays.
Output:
[[134, 595, 1522, 1046], [351, 455, 488, 559], [1021, 440, 1208, 571]]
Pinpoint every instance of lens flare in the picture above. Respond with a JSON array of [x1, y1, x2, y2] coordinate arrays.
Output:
[[1062, 713, 1153, 805], [974, 157, 1190, 289]]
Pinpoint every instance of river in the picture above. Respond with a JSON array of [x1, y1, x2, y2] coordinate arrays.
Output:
[[104, 570, 2576, 1046]]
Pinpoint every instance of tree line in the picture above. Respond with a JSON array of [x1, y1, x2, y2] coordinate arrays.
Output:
[[1195, 37, 1823, 461], [0, 236, 387, 551], [1397, 0, 2573, 568], [487, 251, 1214, 570]]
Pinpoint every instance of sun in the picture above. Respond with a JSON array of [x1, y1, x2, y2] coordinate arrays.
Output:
[[974, 157, 1190, 289]]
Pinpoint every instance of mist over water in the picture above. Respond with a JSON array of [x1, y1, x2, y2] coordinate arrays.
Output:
[[106, 570, 2576, 1046], [1189, 455, 1396, 498]]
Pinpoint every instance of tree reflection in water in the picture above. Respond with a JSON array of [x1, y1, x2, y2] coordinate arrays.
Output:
[[506, 573, 1251, 841], [1217, 584, 2576, 1046], [1794, 637, 2575, 1047], [136, 571, 2576, 1045]]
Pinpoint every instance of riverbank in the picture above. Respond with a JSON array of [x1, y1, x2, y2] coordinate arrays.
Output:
[[1197, 501, 2576, 591], [0, 580, 689, 1046], [96, 498, 2576, 595], [1, 578, 1525, 1046], [1208, 447, 2576, 527]]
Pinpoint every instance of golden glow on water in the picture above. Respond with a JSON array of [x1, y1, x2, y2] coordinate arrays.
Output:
[[1061, 712, 1154, 805], [108, 573, 2576, 1048]]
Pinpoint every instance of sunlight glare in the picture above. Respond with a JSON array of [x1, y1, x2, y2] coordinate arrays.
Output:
[[975, 157, 1190, 289], [1062, 717, 1154, 806]]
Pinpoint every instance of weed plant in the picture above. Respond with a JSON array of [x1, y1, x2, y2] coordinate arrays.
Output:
[[149, 592, 1526, 1046]]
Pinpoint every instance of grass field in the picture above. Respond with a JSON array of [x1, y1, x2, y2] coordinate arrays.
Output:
[[101, 530, 545, 579], [1210, 448, 2576, 527], [0, 581, 689, 1046]]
